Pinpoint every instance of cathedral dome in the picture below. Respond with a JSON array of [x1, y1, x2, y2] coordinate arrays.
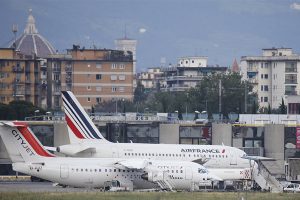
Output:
[[10, 9, 56, 58]]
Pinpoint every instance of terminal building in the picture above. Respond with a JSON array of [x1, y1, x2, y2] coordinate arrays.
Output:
[[0, 114, 299, 191]]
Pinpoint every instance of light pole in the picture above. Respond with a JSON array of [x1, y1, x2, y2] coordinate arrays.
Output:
[[34, 110, 40, 120], [194, 110, 200, 120], [115, 99, 118, 114]]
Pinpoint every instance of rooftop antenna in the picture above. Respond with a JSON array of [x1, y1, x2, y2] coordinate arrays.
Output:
[[12, 24, 18, 48]]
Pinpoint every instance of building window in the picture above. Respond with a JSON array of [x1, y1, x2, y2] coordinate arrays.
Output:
[[119, 87, 125, 92], [265, 63, 269, 68], [96, 97, 101, 103], [96, 74, 102, 80], [96, 63, 102, 68], [264, 97, 268, 102], [111, 63, 117, 69], [261, 85, 263, 91], [87, 86, 91, 90], [87, 64, 90, 68], [261, 97, 263, 102], [96, 86, 102, 91], [112, 87, 117, 92], [119, 75, 126, 80], [264, 74, 268, 79], [264, 85, 268, 91], [119, 64, 125, 69], [261, 74, 263, 79], [111, 75, 117, 81], [87, 97, 91, 102]]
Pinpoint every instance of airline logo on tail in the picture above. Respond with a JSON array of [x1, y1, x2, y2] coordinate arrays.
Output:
[[62, 91, 103, 140], [11, 122, 55, 157]]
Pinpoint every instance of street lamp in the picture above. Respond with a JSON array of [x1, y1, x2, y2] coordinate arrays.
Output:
[[194, 110, 199, 120], [46, 111, 51, 120]]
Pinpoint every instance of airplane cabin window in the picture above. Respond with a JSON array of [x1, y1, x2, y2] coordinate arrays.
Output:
[[125, 153, 127, 156], [114, 169, 116, 172], [105, 169, 107, 172], [85, 169, 88, 172]]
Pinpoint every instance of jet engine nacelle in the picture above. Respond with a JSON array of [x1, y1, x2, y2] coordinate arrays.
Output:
[[56, 144, 82, 156]]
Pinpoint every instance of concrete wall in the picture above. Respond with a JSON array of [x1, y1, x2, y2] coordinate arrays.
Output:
[[264, 124, 284, 161], [53, 122, 70, 146], [212, 123, 232, 146], [159, 124, 179, 144]]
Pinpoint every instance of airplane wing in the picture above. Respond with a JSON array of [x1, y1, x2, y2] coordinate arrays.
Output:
[[241, 155, 275, 161], [114, 159, 149, 170]]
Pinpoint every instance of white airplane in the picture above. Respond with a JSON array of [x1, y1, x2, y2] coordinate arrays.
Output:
[[55, 91, 253, 181], [0, 121, 219, 191]]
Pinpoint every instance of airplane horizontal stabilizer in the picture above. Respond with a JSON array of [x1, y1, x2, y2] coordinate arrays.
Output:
[[241, 155, 275, 161]]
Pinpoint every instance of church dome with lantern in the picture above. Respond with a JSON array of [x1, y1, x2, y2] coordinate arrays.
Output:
[[10, 9, 56, 58]]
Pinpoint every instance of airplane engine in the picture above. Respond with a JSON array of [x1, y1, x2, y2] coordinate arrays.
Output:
[[56, 144, 81, 156]]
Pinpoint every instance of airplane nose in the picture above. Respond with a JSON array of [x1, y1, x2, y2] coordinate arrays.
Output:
[[141, 173, 149, 181]]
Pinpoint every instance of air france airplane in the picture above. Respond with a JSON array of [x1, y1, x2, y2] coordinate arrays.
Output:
[[0, 121, 219, 191], [56, 91, 252, 181]]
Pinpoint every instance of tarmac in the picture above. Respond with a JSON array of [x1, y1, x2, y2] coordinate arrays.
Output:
[[0, 181, 101, 193]]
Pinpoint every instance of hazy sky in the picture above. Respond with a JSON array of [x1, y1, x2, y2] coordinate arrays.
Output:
[[1, 0, 300, 71]]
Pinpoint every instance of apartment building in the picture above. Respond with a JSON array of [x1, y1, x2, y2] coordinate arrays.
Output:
[[47, 46, 134, 111], [161, 56, 227, 92], [240, 48, 300, 110], [136, 67, 163, 91], [0, 48, 47, 108]]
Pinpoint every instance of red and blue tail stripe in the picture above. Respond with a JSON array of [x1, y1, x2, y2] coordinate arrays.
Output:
[[62, 91, 103, 140], [13, 122, 55, 157]]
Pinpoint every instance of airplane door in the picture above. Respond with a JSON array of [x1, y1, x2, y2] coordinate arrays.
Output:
[[60, 164, 69, 179], [230, 149, 237, 165], [185, 167, 193, 180]]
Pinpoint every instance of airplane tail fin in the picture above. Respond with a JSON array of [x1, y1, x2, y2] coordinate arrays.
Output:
[[61, 91, 110, 144], [0, 121, 55, 162]]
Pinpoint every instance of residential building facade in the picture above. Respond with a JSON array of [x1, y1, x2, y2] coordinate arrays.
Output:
[[240, 48, 300, 110], [160, 56, 227, 92], [0, 48, 47, 108], [47, 46, 134, 111]]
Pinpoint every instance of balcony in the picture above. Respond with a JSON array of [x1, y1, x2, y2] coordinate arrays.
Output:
[[285, 80, 297, 84], [25, 89, 31, 95], [12, 67, 24, 73], [285, 91, 297, 95], [65, 65, 72, 72], [53, 67, 61, 73], [12, 79, 24, 85], [166, 75, 203, 82]]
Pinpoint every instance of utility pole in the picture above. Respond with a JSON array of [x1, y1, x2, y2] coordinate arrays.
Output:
[[244, 83, 247, 113], [219, 79, 222, 120]]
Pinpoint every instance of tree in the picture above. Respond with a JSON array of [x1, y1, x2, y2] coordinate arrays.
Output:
[[134, 80, 147, 104], [279, 98, 287, 114], [187, 72, 254, 117]]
